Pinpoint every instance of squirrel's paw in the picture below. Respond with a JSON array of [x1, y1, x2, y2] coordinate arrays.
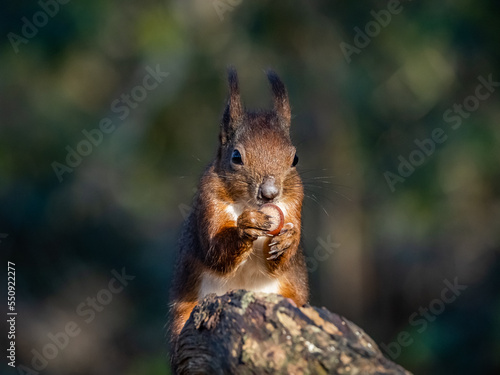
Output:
[[237, 210, 272, 240], [267, 223, 296, 260]]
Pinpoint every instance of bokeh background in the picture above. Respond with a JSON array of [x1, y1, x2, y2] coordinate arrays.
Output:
[[1, 0, 499, 374]]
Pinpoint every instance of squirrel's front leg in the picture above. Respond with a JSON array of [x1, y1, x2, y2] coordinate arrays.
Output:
[[265, 207, 301, 272], [267, 223, 298, 260], [201, 205, 271, 274]]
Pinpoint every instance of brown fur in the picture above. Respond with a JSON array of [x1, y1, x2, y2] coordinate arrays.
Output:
[[168, 68, 309, 361]]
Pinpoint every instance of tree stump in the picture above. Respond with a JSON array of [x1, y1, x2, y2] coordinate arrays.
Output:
[[173, 290, 412, 374]]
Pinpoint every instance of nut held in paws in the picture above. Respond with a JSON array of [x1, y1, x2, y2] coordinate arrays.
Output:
[[259, 203, 284, 236]]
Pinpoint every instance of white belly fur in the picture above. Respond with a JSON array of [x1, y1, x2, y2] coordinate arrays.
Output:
[[199, 236, 280, 299], [198, 202, 288, 300]]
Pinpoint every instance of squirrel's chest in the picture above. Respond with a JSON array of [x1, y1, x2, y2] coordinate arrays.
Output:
[[198, 236, 280, 299]]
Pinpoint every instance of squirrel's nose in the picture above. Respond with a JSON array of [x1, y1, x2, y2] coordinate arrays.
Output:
[[259, 176, 279, 201]]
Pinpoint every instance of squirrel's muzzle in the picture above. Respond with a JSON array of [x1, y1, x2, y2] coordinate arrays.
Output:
[[258, 176, 279, 202]]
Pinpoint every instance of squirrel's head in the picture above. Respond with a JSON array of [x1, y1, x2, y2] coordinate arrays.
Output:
[[215, 67, 303, 207]]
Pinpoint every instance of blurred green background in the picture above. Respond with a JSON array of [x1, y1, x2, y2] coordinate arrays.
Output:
[[1, 0, 499, 374]]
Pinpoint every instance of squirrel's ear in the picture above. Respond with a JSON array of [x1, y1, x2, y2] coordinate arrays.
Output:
[[220, 66, 243, 145], [267, 70, 291, 126]]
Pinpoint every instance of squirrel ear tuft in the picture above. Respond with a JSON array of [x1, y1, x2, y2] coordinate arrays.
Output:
[[221, 66, 243, 144], [266, 69, 291, 126]]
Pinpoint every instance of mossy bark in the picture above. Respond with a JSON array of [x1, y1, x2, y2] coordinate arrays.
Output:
[[173, 290, 412, 375]]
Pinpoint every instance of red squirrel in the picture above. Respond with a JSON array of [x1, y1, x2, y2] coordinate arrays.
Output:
[[169, 68, 309, 349]]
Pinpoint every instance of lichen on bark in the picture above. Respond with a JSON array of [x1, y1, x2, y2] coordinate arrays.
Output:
[[173, 290, 412, 375]]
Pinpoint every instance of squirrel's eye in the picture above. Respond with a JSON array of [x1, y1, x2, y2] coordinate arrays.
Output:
[[292, 154, 299, 167], [231, 149, 243, 165]]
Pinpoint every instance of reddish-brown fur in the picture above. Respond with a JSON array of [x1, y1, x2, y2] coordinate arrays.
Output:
[[168, 68, 309, 359]]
